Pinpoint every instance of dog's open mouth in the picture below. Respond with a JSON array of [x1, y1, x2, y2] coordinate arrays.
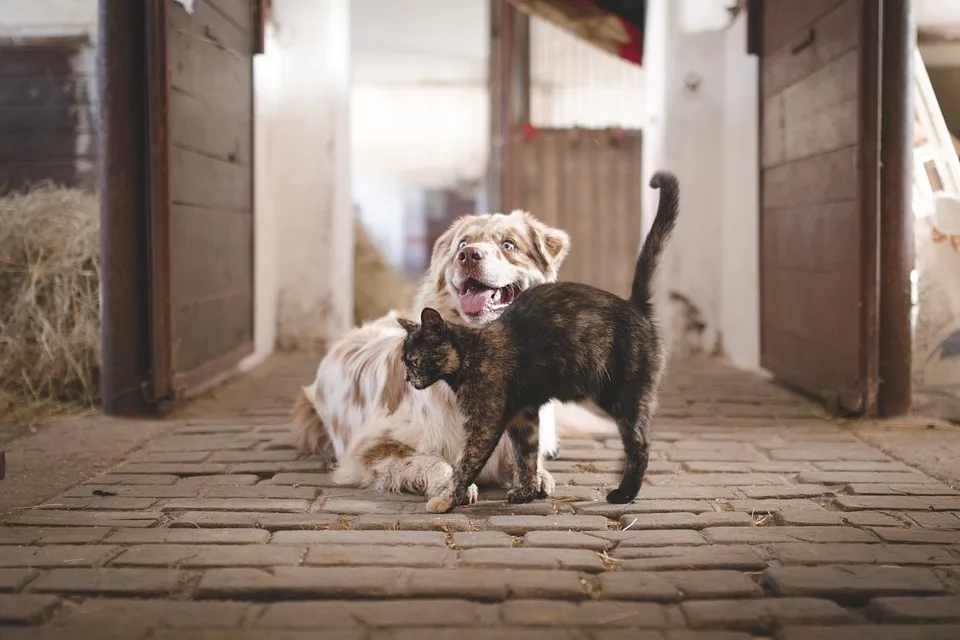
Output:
[[457, 278, 519, 316]]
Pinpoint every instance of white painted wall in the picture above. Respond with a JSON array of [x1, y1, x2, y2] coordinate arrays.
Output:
[[720, 12, 761, 370], [240, 22, 280, 371], [350, 0, 489, 271], [642, 0, 760, 369], [0, 0, 96, 34], [250, 0, 353, 354]]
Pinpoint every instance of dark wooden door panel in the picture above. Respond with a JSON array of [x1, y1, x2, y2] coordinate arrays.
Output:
[[148, 0, 255, 404], [758, 0, 880, 413], [509, 128, 642, 299], [0, 38, 94, 194]]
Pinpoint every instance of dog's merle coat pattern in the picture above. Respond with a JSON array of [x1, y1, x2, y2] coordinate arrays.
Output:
[[398, 171, 681, 512]]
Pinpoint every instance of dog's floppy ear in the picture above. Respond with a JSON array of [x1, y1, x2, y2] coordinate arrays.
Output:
[[397, 317, 419, 333], [420, 307, 446, 333], [519, 211, 571, 276]]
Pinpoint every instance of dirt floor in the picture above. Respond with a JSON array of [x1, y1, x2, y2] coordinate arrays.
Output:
[[1, 354, 959, 639]]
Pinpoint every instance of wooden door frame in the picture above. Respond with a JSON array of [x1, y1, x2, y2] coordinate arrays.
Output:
[[145, 0, 174, 412], [876, 0, 915, 417], [747, 0, 914, 417], [98, 0, 154, 417]]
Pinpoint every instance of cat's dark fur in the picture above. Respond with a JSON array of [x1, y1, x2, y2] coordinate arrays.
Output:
[[398, 171, 680, 513]]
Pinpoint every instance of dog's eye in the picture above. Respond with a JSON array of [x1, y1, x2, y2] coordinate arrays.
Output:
[[457, 240, 468, 250], [502, 240, 516, 251]]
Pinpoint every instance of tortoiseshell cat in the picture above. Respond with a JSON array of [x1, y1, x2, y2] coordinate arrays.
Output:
[[398, 171, 680, 512]]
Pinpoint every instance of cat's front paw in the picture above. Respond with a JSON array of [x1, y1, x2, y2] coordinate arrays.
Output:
[[536, 468, 556, 498], [506, 488, 537, 504], [426, 489, 456, 513]]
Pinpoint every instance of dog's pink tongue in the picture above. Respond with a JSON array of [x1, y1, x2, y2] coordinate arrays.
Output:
[[459, 288, 494, 314]]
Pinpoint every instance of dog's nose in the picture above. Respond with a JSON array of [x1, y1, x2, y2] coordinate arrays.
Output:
[[457, 247, 483, 264]]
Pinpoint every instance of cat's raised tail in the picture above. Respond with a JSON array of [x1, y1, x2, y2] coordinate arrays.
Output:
[[630, 170, 680, 310]]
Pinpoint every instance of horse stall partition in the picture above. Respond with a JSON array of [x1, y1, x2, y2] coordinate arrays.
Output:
[[509, 127, 643, 298]]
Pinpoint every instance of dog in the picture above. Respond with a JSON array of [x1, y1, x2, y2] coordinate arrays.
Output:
[[291, 209, 616, 497], [399, 171, 680, 512]]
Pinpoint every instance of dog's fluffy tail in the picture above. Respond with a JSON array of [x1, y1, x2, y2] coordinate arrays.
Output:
[[554, 401, 619, 437], [290, 385, 335, 461], [630, 171, 680, 310]]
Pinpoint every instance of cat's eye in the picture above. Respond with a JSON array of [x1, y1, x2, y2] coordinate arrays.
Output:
[[502, 240, 516, 251]]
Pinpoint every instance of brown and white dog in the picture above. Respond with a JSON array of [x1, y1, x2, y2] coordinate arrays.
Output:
[[291, 209, 616, 498]]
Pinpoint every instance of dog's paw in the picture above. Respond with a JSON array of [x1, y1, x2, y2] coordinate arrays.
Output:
[[536, 468, 556, 498], [544, 447, 560, 461], [466, 483, 479, 505], [506, 488, 537, 504], [426, 489, 456, 513]]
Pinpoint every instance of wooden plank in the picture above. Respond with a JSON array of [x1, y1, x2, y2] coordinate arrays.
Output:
[[0, 42, 86, 78], [762, 0, 860, 99], [761, 0, 845, 57], [173, 340, 253, 398], [0, 77, 86, 108], [778, 51, 858, 164], [0, 133, 89, 162], [762, 327, 860, 395], [0, 105, 92, 134], [170, 145, 252, 212], [761, 94, 785, 170], [172, 288, 253, 374], [168, 11, 252, 112], [761, 202, 860, 272], [627, 135, 643, 297], [762, 145, 857, 210], [0, 161, 77, 192], [539, 130, 560, 230], [169, 0, 250, 53], [170, 89, 251, 166], [204, 0, 254, 33], [574, 131, 594, 289], [170, 205, 254, 303], [560, 131, 580, 286]]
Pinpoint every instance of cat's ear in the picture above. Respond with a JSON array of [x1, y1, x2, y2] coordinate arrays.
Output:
[[420, 307, 446, 333], [397, 317, 419, 333]]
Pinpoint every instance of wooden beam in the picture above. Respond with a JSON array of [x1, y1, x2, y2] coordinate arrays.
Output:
[[488, 0, 504, 213], [877, 0, 916, 417], [97, 0, 154, 417]]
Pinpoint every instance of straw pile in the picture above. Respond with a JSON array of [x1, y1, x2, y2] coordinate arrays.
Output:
[[353, 217, 415, 324], [0, 184, 101, 424]]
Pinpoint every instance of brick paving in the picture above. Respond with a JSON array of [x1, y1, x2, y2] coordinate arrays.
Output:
[[1, 357, 959, 639]]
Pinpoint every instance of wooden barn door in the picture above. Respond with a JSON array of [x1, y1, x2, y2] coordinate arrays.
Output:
[[509, 128, 643, 298], [757, 0, 882, 414], [146, 0, 257, 406]]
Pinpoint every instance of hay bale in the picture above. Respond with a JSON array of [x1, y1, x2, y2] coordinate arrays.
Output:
[[0, 184, 100, 423], [353, 218, 415, 324]]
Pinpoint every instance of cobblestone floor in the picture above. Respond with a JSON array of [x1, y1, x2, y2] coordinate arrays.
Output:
[[1, 357, 960, 639]]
